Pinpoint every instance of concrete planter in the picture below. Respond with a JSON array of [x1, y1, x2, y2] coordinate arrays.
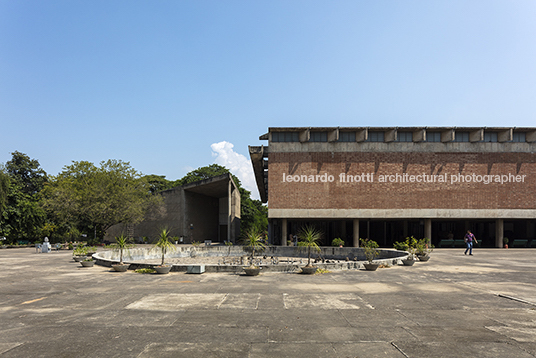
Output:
[[300, 266, 318, 275], [73, 256, 85, 262], [80, 260, 95, 267], [417, 254, 431, 262], [243, 267, 261, 276], [112, 264, 129, 272], [155, 265, 172, 274], [364, 263, 380, 271], [401, 258, 416, 266]]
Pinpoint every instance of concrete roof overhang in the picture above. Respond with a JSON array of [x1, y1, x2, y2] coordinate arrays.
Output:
[[267, 126, 536, 132], [249, 145, 268, 203], [182, 173, 238, 198]]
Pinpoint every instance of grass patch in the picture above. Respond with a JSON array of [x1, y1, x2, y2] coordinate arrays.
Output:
[[135, 268, 156, 274], [315, 268, 331, 274]]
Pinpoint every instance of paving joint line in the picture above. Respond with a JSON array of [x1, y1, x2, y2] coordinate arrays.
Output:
[[497, 293, 536, 307]]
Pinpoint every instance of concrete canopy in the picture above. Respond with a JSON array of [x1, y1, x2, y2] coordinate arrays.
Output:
[[182, 173, 239, 198], [106, 173, 241, 244]]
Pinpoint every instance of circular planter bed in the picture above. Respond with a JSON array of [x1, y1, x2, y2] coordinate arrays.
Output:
[[363, 263, 380, 271], [112, 264, 129, 272], [80, 260, 95, 267], [154, 265, 172, 274], [300, 266, 318, 275], [243, 267, 261, 276]]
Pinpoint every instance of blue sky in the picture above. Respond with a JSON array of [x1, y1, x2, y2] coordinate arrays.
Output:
[[1, 0, 535, 198]]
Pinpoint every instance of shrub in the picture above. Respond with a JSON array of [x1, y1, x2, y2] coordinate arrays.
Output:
[[332, 238, 345, 247]]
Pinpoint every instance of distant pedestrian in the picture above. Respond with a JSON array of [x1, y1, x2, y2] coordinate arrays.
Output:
[[464, 230, 477, 255]]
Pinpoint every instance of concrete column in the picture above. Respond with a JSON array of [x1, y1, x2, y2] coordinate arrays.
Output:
[[496, 219, 504, 248], [353, 219, 360, 247], [281, 218, 287, 246], [424, 219, 432, 245]]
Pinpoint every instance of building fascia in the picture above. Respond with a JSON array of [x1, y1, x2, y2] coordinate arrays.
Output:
[[269, 208, 536, 220]]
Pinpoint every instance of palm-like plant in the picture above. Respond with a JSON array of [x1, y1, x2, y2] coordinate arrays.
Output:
[[297, 225, 322, 267], [360, 238, 379, 263], [154, 228, 176, 266], [241, 228, 267, 267], [111, 234, 134, 265]]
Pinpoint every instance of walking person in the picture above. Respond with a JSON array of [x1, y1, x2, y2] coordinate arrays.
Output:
[[464, 230, 477, 255]]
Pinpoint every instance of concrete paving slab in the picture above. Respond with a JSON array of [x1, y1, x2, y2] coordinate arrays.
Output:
[[138, 342, 250, 358], [283, 293, 364, 310], [126, 293, 228, 311], [394, 341, 536, 358], [251, 342, 406, 358]]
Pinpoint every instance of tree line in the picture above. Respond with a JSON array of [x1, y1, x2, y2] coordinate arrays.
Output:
[[0, 151, 267, 244]]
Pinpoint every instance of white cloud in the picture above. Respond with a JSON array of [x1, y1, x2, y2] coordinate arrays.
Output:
[[210, 141, 259, 199]]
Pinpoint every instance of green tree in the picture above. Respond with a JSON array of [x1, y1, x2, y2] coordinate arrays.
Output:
[[241, 196, 268, 234], [176, 164, 231, 186], [43, 160, 163, 242], [143, 174, 176, 194], [0, 152, 47, 242], [0, 166, 10, 215], [5, 151, 48, 195]]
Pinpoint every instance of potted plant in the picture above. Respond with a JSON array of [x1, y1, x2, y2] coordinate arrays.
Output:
[[332, 238, 344, 247], [241, 228, 267, 276], [85, 246, 97, 256], [297, 225, 322, 274], [153, 228, 176, 274], [110, 234, 134, 272], [416, 238, 434, 261], [400, 236, 418, 266], [73, 245, 88, 262], [503, 237, 509, 249], [80, 258, 95, 267], [393, 240, 409, 251], [360, 238, 380, 271]]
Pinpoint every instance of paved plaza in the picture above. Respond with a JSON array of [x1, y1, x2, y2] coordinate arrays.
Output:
[[0, 247, 535, 357]]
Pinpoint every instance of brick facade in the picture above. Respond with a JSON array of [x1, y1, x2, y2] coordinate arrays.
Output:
[[269, 152, 536, 211]]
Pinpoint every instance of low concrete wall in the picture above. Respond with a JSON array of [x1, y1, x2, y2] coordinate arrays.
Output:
[[93, 245, 409, 273]]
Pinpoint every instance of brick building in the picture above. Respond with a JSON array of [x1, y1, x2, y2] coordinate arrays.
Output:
[[249, 127, 536, 248]]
